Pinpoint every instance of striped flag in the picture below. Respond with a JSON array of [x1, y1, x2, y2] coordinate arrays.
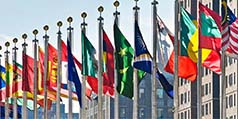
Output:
[[221, 0, 237, 53]]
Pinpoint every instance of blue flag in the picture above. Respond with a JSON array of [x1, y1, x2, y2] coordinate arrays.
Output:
[[67, 39, 82, 107], [133, 21, 173, 98]]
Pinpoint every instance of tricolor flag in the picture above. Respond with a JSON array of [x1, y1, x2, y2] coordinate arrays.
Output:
[[133, 20, 173, 98]]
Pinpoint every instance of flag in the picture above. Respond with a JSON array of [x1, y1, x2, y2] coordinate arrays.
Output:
[[133, 20, 173, 98], [199, 3, 222, 52], [5, 61, 13, 98], [0, 102, 22, 118], [0, 65, 6, 101], [221, 0, 237, 51], [157, 16, 197, 81], [67, 39, 82, 107], [114, 22, 137, 99], [102, 30, 114, 97], [199, 3, 222, 74], [81, 31, 97, 77]]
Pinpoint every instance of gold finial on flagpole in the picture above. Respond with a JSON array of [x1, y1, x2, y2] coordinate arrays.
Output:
[[33, 29, 38, 35], [5, 42, 10, 47], [43, 25, 49, 31], [22, 34, 27, 40], [13, 38, 18, 43]]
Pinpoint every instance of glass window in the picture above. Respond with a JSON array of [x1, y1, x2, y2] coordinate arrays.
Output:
[[119, 108, 126, 118], [157, 89, 163, 99], [188, 91, 190, 102], [202, 105, 204, 116], [139, 88, 145, 99], [181, 112, 184, 119], [209, 82, 211, 94], [229, 74, 233, 86], [158, 109, 163, 119], [185, 92, 187, 104], [209, 102, 211, 114], [205, 83, 208, 95], [205, 68, 208, 75], [139, 108, 144, 118], [185, 111, 187, 119], [181, 93, 184, 105], [234, 72, 236, 85], [229, 95, 233, 108], [234, 94, 236, 106], [184, 0, 187, 8], [205, 103, 208, 115], [229, 57, 233, 65], [226, 76, 228, 88], [202, 85, 204, 96], [226, 96, 228, 108], [188, 110, 190, 119]]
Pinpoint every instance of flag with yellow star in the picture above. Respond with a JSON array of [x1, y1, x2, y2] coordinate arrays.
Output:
[[114, 22, 145, 99]]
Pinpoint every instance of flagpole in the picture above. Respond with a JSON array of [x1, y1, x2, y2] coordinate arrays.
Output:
[[152, 0, 158, 119], [4, 41, 10, 119], [56, 21, 63, 119], [43, 25, 49, 119], [67, 16, 73, 119], [12, 38, 18, 119], [97, 6, 104, 119], [113, 1, 120, 119], [133, 1, 139, 119], [80, 12, 87, 119], [32, 29, 39, 119], [22, 33, 28, 119], [174, 0, 180, 119]]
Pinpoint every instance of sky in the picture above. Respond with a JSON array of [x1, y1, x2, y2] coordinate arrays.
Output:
[[0, 0, 175, 113]]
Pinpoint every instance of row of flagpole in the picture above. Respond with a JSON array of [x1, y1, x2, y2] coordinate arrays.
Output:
[[0, 0, 165, 118]]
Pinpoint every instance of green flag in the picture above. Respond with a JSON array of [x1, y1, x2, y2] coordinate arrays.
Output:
[[113, 23, 145, 99], [81, 31, 97, 77]]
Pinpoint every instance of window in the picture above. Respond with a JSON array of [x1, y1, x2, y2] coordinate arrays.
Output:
[[202, 85, 204, 96], [139, 108, 144, 118], [157, 89, 163, 99], [181, 112, 184, 119], [185, 111, 187, 119], [188, 110, 190, 119], [205, 68, 208, 75], [226, 76, 228, 88], [139, 88, 145, 99], [202, 105, 204, 116], [234, 72, 236, 85], [209, 82, 211, 94], [229, 57, 233, 65], [209, 102, 211, 114], [181, 93, 184, 105], [158, 109, 163, 119], [234, 94, 236, 106], [188, 91, 190, 102], [205, 103, 208, 115], [119, 108, 126, 118], [184, 92, 187, 104], [226, 96, 228, 108], [229, 74, 233, 86], [184, 0, 187, 8], [229, 95, 233, 108], [205, 83, 208, 95]]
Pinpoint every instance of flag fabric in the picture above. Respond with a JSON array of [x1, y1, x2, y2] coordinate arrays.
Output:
[[133, 20, 173, 98], [229, 19, 238, 54], [114, 22, 138, 99], [0, 65, 6, 101], [102, 30, 114, 97], [221, 0, 237, 52], [199, 3, 222, 74], [199, 3, 222, 52], [5, 61, 13, 98], [157, 16, 197, 81], [81, 31, 97, 77], [67, 39, 82, 107]]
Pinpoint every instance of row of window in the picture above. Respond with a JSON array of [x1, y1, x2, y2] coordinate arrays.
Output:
[[179, 91, 190, 105], [178, 110, 190, 119], [201, 102, 212, 116], [226, 115, 236, 119], [226, 72, 236, 88], [201, 82, 211, 96], [225, 57, 236, 67], [180, 78, 189, 86], [226, 93, 236, 108]]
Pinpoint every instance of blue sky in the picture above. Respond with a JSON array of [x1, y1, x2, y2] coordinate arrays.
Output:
[[0, 0, 174, 113], [0, 0, 174, 60]]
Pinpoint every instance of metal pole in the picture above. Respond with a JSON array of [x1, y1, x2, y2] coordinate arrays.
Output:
[[67, 16, 74, 119], [12, 38, 18, 119], [174, 0, 180, 119], [113, 1, 120, 119], [97, 6, 104, 119], [4, 42, 10, 119], [152, 0, 158, 119], [81, 12, 87, 119], [56, 21, 63, 119], [43, 25, 49, 119], [22, 33, 28, 119], [133, 1, 140, 119], [32, 29, 39, 119]]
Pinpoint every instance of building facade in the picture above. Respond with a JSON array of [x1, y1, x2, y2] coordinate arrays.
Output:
[[85, 74, 174, 119], [178, 0, 238, 119]]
